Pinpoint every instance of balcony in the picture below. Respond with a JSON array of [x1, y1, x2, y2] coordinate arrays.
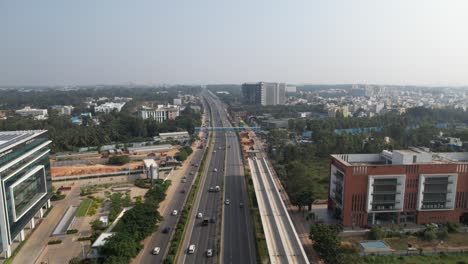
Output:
[[423, 190, 449, 194], [424, 180, 453, 185], [372, 200, 400, 205], [372, 190, 400, 195], [422, 198, 451, 203], [421, 204, 452, 210], [371, 205, 399, 211], [373, 181, 401, 186]]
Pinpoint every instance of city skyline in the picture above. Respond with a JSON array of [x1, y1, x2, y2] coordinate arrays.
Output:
[[2, 0, 468, 86]]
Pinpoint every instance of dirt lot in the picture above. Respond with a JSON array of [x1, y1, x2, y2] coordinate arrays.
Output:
[[51, 146, 184, 177], [51, 161, 143, 177]]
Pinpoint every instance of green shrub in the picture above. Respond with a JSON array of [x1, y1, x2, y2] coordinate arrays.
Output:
[[446, 222, 459, 233], [108, 155, 130, 165], [48, 240, 62, 245], [423, 228, 436, 241], [66, 229, 78, 234], [368, 226, 385, 240], [437, 228, 449, 240]]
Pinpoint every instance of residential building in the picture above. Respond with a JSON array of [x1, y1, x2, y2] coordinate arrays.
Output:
[[139, 105, 180, 122], [94, 102, 126, 113], [173, 98, 182, 105], [329, 147, 468, 227], [15, 107, 48, 120], [241, 82, 286, 106], [51, 105, 74, 115], [0, 131, 52, 258]]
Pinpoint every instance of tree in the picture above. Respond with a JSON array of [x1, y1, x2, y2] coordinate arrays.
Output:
[[176, 149, 188, 161], [310, 224, 342, 264], [108, 155, 130, 165], [100, 233, 142, 260], [368, 226, 385, 240]]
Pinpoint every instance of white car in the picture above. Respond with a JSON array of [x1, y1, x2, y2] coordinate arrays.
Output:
[[172, 210, 178, 216], [213, 168, 218, 172], [188, 244, 196, 254], [197, 212, 203, 218], [225, 199, 230, 205], [152, 247, 160, 255], [206, 248, 213, 257]]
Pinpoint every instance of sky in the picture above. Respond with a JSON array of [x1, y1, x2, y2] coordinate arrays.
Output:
[[1, 0, 468, 86]]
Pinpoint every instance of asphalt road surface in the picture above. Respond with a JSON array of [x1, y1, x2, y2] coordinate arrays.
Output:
[[180, 91, 256, 264], [180, 92, 226, 264], [139, 97, 211, 264]]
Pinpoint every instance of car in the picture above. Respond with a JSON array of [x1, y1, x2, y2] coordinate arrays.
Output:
[[213, 168, 217, 172], [209, 218, 216, 223], [188, 244, 196, 254], [162, 227, 171, 233], [215, 186, 220, 192], [206, 249, 213, 257], [225, 199, 230, 205], [197, 212, 203, 218], [239, 202, 244, 208], [172, 210, 178, 216], [195, 163, 199, 167], [213, 150, 216, 153], [152, 247, 161, 255], [182, 178, 187, 183], [189, 171, 194, 175], [180, 189, 186, 193], [208, 187, 214, 192]]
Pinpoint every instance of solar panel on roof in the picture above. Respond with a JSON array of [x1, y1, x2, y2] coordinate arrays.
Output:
[[0, 132, 37, 151]]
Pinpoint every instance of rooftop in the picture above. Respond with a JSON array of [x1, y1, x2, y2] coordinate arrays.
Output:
[[332, 147, 468, 166], [0, 130, 47, 154]]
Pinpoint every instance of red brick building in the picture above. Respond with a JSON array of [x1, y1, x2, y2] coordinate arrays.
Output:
[[328, 147, 468, 227]]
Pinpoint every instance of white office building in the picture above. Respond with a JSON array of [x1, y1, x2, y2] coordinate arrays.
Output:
[[15, 107, 48, 120], [0, 131, 52, 258], [94, 102, 126, 113]]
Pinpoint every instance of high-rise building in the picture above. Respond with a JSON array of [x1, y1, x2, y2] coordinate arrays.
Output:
[[241, 82, 286, 106], [0, 131, 52, 257], [329, 147, 468, 227]]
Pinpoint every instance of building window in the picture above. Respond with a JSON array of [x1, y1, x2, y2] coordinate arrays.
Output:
[[9, 166, 48, 221], [418, 174, 456, 211], [371, 178, 399, 211]]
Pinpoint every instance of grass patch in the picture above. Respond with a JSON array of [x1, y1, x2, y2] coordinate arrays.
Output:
[[344, 232, 468, 251], [75, 199, 92, 217], [363, 252, 468, 264], [306, 158, 329, 199]]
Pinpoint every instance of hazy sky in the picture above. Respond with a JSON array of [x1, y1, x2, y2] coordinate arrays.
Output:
[[1, 0, 468, 86]]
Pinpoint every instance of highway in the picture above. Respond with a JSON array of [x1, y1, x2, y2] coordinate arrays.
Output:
[[178, 91, 256, 263], [220, 99, 257, 264], [248, 157, 309, 264], [138, 97, 211, 264]]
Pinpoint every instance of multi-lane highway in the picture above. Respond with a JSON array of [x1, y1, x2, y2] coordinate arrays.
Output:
[[178, 91, 256, 263], [220, 99, 257, 264], [138, 97, 211, 264], [248, 156, 309, 264]]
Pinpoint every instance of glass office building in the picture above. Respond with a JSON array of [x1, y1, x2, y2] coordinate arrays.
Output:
[[0, 131, 52, 258]]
